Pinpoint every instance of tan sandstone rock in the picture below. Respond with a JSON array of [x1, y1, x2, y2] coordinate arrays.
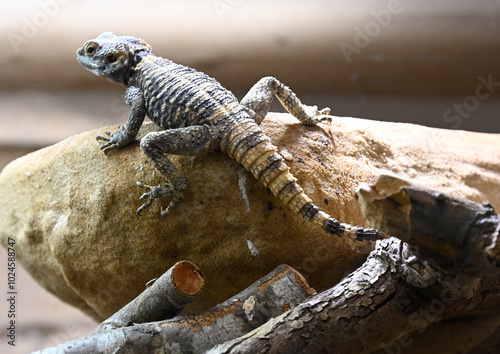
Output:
[[0, 113, 499, 321]]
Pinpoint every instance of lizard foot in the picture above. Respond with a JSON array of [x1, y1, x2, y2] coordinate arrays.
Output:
[[301, 105, 333, 125], [136, 180, 178, 216], [96, 126, 132, 155]]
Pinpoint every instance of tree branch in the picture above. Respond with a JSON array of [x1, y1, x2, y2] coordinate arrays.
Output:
[[35, 264, 315, 353], [356, 174, 500, 273], [211, 175, 500, 353], [34, 175, 500, 353], [93, 260, 205, 333]]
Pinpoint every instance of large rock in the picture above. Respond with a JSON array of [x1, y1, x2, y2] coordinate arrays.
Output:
[[1, 113, 499, 321]]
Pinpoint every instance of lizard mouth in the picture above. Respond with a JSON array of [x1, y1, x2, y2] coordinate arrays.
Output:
[[76, 48, 107, 75]]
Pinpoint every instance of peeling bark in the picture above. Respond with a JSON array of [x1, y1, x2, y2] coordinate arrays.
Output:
[[211, 240, 499, 353], [35, 265, 315, 353], [211, 175, 500, 353]]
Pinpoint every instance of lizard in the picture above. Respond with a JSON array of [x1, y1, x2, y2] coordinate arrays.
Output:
[[76, 32, 385, 242]]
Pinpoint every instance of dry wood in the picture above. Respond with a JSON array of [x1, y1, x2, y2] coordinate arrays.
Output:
[[93, 260, 205, 333], [356, 174, 500, 270], [211, 175, 500, 353], [34, 175, 500, 353], [35, 264, 315, 353]]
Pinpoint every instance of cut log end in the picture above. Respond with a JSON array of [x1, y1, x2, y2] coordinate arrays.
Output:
[[172, 261, 205, 297]]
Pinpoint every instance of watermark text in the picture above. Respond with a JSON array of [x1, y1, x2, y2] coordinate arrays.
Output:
[[6, 237, 17, 347]]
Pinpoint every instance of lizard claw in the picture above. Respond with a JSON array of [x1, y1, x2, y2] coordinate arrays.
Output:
[[96, 131, 113, 142], [96, 126, 131, 155], [315, 107, 333, 124], [318, 107, 331, 117], [302, 105, 333, 125], [99, 142, 120, 154], [136, 181, 176, 216]]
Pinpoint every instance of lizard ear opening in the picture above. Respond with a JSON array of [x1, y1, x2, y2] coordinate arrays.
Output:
[[105, 52, 129, 71], [106, 53, 118, 64]]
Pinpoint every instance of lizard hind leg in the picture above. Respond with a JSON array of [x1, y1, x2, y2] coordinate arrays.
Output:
[[138, 124, 215, 216], [240, 76, 332, 125]]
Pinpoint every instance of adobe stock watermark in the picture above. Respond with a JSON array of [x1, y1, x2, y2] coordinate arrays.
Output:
[[46, 299, 97, 348], [339, 0, 404, 64], [99, 97, 129, 128], [292, 240, 373, 279], [381, 277, 462, 354], [7, 0, 70, 54], [213, 0, 243, 20], [443, 74, 499, 129]]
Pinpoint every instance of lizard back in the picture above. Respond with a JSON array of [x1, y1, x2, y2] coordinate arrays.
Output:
[[133, 55, 240, 129]]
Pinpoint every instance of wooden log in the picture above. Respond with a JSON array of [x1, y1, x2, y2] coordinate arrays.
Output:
[[211, 176, 500, 353], [34, 176, 500, 353], [212, 240, 500, 353], [356, 174, 500, 271], [35, 264, 315, 353], [93, 260, 205, 333]]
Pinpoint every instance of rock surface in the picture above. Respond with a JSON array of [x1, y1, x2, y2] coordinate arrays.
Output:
[[0, 113, 499, 321]]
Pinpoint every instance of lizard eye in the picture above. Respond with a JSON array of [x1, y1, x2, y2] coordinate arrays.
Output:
[[106, 54, 118, 64], [85, 43, 97, 55]]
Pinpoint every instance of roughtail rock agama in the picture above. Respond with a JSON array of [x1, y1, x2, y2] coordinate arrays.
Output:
[[77, 32, 385, 241]]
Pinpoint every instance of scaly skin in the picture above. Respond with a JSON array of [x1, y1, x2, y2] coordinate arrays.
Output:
[[76, 32, 385, 241]]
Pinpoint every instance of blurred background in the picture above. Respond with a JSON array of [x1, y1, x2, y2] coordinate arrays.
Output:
[[0, 0, 499, 352]]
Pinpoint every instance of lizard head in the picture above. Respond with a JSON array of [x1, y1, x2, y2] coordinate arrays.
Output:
[[76, 32, 152, 85]]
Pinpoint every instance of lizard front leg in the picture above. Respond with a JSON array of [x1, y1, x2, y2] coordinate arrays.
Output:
[[97, 86, 146, 154], [240, 76, 332, 125], [138, 124, 216, 216]]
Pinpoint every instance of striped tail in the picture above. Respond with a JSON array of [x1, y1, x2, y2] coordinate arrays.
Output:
[[221, 118, 385, 241]]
